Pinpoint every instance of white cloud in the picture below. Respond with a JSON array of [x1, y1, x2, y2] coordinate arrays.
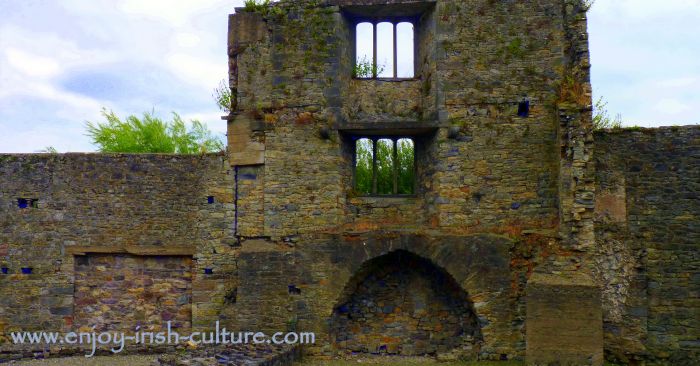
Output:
[[0, 1, 239, 152], [657, 77, 698, 89], [166, 53, 226, 91], [589, 0, 700, 127], [0, 121, 93, 153], [0, 25, 117, 100], [174, 32, 202, 48], [182, 112, 228, 134], [1, 0, 698, 152], [5, 48, 61, 78], [118, 0, 232, 27], [592, 0, 700, 21], [653, 99, 691, 115]]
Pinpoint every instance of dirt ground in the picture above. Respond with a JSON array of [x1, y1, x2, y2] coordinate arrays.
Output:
[[7, 355, 157, 366], [295, 356, 524, 366], [7, 355, 527, 366]]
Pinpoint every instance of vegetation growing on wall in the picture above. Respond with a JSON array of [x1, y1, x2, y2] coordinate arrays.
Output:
[[244, 0, 285, 19], [244, 0, 272, 12], [557, 74, 589, 106], [580, 0, 596, 12], [592, 97, 623, 130], [214, 79, 233, 113], [352, 56, 385, 79]]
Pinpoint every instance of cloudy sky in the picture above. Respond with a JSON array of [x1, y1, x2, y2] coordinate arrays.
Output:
[[0, 0, 698, 153]]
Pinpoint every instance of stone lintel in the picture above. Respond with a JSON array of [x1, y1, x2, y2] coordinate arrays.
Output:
[[66, 246, 195, 256]]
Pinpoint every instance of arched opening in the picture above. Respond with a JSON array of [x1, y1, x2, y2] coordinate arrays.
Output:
[[330, 250, 482, 356]]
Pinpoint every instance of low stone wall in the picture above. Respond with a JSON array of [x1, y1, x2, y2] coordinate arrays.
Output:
[[2, 125, 699, 365], [594, 126, 700, 364], [0, 153, 236, 352]]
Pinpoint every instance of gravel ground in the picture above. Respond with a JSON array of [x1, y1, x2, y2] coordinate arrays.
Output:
[[7, 355, 157, 366], [295, 357, 525, 366], [6, 355, 527, 366]]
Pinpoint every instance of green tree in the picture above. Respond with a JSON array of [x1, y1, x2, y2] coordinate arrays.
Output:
[[355, 138, 415, 195], [376, 139, 394, 195], [355, 138, 373, 195], [592, 97, 623, 130], [86, 108, 224, 154], [396, 138, 415, 195]]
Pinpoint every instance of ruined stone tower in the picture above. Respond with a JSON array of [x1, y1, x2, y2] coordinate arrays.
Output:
[[225, 0, 600, 362], [1, 0, 698, 365]]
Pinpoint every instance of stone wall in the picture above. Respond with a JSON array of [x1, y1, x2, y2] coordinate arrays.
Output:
[[330, 250, 481, 356], [74, 254, 193, 333], [595, 126, 700, 364], [228, 0, 575, 238], [224, 233, 516, 360], [2, 0, 698, 365], [526, 272, 604, 366], [223, 0, 595, 362], [0, 153, 237, 352]]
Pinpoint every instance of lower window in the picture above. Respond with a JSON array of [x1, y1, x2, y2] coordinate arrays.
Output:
[[355, 137, 415, 195]]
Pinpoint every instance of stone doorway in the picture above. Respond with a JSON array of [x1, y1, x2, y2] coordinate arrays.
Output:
[[330, 250, 482, 356]]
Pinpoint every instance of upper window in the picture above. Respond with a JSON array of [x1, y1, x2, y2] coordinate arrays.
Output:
[[354, 21, 415, 79], [355, 137, 415, 196]]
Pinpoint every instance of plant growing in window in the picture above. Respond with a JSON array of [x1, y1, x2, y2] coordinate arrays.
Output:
[[354, 21, 415, 79], [352, 56, 385, 79]]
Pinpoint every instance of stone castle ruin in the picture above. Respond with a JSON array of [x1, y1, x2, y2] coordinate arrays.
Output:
[[1, 0, 698, 365]]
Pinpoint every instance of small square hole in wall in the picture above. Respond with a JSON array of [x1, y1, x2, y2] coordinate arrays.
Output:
[[517, 99, 530, 117], [288, 284, 301, 295], [17, 198, 38, 209], [75, 256, 90, 267], [207, 196, 215, 204], [224, 288, 237, 304]]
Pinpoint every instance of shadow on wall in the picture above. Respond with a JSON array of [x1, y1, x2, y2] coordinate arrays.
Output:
[[329, 250, 482, 357]]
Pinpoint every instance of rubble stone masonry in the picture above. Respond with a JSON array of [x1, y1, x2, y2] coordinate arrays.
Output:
[[0, 1, 698, 365]]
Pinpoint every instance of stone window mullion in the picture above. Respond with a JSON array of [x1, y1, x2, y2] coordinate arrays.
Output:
[[392, 138, 398, 194], [372, 138, 378, 195], [392, 22, 398, 79], [372, 21, 378, 79]]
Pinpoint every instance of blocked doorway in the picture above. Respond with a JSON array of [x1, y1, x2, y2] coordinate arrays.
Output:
[[73, 254, 193, 332]]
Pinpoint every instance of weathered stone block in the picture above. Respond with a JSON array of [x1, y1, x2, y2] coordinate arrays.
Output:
[[526, 272, 603, 366], [228, 12, 266, 56], [228, 115, 265, 166]]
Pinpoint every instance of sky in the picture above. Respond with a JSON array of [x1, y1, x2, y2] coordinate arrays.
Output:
[[0, 0, 698, 153]]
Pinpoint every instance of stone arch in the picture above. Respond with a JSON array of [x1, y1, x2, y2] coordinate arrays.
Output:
[[329, 249, 483, 356], [290, 233, 515, 359]]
